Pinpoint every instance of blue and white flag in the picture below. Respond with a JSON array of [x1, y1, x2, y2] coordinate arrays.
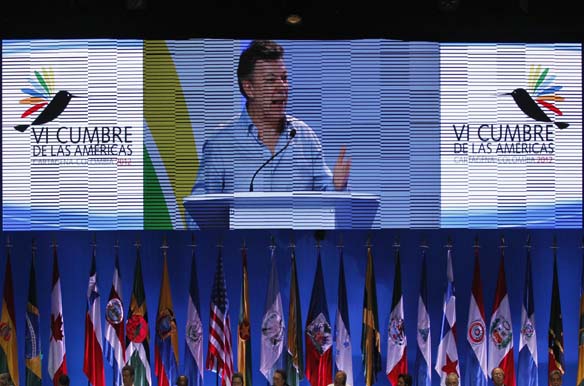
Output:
[[414, 250, 431, 386], [435, 248, 460, 386], [517, 250, 537, 386], [184, 248, 204, 386], [334, 249, 353, 386], [260, 246, 285, 381]]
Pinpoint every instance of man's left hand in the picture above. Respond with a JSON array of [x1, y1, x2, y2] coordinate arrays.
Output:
[[333, 146, 351, 191]]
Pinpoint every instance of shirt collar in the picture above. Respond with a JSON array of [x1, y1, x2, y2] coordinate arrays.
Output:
[[240, 106, 292, 138]]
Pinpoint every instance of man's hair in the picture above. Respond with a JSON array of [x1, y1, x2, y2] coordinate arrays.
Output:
[[335, 370, 347, 384], [58, 375, 70, 386], [122, 365, 135, 377], [274, 368, 287, 381], [446, 372, 459, 380], [232, 373, 244, 383], [550, 370, 563, 379], [237, 40, 285, 99], [398, 373, 413, 386], [176, 375, 189, 385]]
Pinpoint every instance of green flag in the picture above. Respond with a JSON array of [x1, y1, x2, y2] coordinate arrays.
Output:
[[125, 247, 152, 386]]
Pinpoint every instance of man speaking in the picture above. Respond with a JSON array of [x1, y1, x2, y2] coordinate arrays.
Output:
[[196, 40, 351, 193]]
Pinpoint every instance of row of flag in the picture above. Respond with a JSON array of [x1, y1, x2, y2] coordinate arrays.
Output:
[[0, 241, 581, 386]]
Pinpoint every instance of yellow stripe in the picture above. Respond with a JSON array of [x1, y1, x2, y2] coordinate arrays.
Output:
[[0, 300, 19, 386], [144, 41, 199, 228]]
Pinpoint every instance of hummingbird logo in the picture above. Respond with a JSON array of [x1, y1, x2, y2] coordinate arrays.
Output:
[[14, 68, 75, 132], [503, 65, 569, 129]]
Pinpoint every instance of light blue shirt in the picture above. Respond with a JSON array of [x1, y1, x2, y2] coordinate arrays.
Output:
[[193, 108, 335, 193]]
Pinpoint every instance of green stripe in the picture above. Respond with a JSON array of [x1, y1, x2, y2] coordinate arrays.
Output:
[[129, 351, 150, 386], [144, 148, 172, 229], [34, 71, 50, 96], [25, 366, 42, 386], [534, 68, 549, 93]]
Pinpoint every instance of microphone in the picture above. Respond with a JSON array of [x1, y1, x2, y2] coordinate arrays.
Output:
[[249, 128, 296, 192]]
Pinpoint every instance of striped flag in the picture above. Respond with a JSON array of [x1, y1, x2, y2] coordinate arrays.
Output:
[[577, 245, 584, 386], [548, 250, 564, 379], [435, 248, 459, 386], [104, 250, 125, 386], [0, 248, 19, 386], [361, 246, 381, 386], [305, 249, 332, 386], [155, 252, 179, 386], [414, 250, 431, 386], [206, 249, 234, 386], [334, 249, 353, 386], [25, 251, 42, 386], [125, 248, 152, 386], [286, 248, 303, 386], [237, 247, 252, 386], [517, 249, 537, 386], [184, 247, 204, 386], [260, 246, 285, 382], [48, 246, 68, 386], [386, 248, 407, 386], [83, 248, 106, 386], [488, 254, 516, 386], [465, 248, 488, 386]]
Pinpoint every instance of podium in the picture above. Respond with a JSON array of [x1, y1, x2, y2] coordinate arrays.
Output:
[[184, 191, 380, 229]]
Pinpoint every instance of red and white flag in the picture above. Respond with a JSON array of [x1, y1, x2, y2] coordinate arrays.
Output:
[[386, 249, 407, 386], [48, 247, 68, 386], [84, 249, 106, 386], [488, 255, 516, 386]]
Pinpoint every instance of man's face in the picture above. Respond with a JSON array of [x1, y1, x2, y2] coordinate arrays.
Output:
[[397, 377, 406, 386], [245, 59, 289, 120], [334, 372, 346, 386], [177, 377, 188, 386], [550, 373, 562, 386], [445, 375, 459, 386], [492, 368, 505, 386], [232, 377, 243, 386], [122, 370, 133, 386], [272, 372, 285, 386]]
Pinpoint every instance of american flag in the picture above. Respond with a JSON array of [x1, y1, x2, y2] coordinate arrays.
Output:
[[206, 249, 234, 386]]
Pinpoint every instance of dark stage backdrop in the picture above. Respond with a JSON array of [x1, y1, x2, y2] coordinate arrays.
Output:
[[1, 229, 581, 386]]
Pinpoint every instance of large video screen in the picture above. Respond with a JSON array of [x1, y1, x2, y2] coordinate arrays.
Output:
[[2, 40, 581, 230]]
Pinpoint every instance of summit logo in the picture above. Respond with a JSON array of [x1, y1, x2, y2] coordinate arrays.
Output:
[[14, 68, 75, 132], [502, 64, 569, 129]]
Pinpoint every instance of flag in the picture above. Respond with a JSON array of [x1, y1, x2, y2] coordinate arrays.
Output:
[[184, 248, 204, 386], [286, 249, 304, 386], [48, 246, 67, 386], [104, 250, 125, 386], [334, 249, 353, 386], [577, 246, 584, 386], [260, 246, 285, 381], [386, 249, 407, 386], [488, 254, 516, 386], [517, 249, 537, 386], [237, 247, 252, 386], [206, 249, 234, 386], [125, 248, 152, 386], [414, 250, 431, 386], [465, 248, 488, 386], [435, 248, 459, 386], [305, 249, 332, 386], [361, 246, 381, 386], [155, 253, 179, 386], [25, 252, 42, 386], [548, 251, 564, 379], [83, 248, 106, 386], [0, 249, 19, 386]]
